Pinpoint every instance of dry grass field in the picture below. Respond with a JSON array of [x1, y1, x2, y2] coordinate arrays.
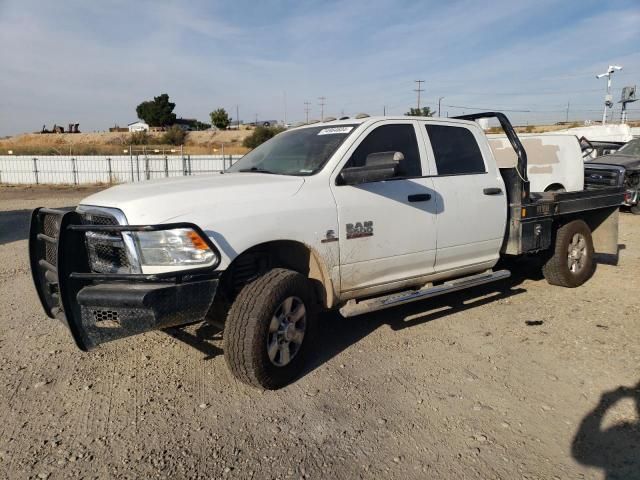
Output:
[[0, 129, 252, 156]]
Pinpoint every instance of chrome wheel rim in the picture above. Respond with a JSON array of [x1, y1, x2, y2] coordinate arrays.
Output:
[[267, 296, 306, 367], [567, 233, 587, 273]]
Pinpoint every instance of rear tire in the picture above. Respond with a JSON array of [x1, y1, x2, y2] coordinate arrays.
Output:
[[542, 220, 595, 287], [224, 268, 315, 389], [630, 204, 640, 215]]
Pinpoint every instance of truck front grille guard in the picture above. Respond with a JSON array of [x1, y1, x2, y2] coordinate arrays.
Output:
[[29, 208, 221, 350]]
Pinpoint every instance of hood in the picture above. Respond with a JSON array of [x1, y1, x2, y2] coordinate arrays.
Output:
[[79, 172, 305, 223], [589, 154, 640, 170]]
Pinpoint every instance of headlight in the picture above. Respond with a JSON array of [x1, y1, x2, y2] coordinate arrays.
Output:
[[134, 228, 217, 267]]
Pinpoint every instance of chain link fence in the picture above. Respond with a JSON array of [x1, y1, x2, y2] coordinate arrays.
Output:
[[0, 154, 241, 185]]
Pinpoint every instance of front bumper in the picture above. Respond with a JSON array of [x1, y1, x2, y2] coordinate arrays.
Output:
[[29, 208, 220, 351]]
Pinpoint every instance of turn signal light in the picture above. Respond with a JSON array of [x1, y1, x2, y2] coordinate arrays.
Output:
[[187, 230, 210, 250]]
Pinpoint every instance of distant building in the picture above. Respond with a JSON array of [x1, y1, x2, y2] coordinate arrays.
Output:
[[173, 118, 211, 131], [128, 121, 149, 132]]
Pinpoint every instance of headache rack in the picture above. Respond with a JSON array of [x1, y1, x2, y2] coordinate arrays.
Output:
[[29, 208, 221, 350]]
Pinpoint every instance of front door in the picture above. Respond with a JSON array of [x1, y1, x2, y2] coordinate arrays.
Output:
[[330, 121, 438, 293]]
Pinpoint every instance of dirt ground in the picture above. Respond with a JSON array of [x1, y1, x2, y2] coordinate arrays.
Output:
[[0, 185, 639, 480]]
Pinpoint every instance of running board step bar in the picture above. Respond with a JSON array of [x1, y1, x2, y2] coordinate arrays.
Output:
[[339, 269, 511, 318]]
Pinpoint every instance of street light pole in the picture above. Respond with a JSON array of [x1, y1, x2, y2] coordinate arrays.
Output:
[[596, 65, 622, 126], [438, 97, 445, 117]]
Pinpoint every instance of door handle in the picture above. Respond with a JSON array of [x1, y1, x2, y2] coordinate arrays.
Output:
[[483, 187, 503, 195], [407, 193, 432, 202]]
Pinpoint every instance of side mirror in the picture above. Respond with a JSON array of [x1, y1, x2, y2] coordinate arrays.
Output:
[[339, 151, 403, 185]]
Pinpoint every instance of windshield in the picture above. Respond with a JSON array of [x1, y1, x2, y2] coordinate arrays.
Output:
[[618, 139, 640, 156], [228, 125, 358, 176]]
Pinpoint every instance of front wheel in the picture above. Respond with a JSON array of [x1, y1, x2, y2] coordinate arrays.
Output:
[[542, 220, 595, 287], [630, 204, 640, 215], [223, 268, 315, 389]]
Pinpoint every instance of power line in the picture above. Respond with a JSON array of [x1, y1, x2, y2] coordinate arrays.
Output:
[[414, 80, 425, 110], [318, 96, 326, 121]]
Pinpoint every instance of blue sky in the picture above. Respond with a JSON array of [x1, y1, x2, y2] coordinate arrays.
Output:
[[0, 0, 639, 136]]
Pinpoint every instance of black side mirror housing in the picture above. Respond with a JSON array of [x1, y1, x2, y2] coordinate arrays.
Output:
[[339, 162, 398, 185]]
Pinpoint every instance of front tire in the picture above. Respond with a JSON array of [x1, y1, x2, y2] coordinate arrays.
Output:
[[542, 220, 595, 287], [630, 204, 640, 215], [224, 268, 315, 389]]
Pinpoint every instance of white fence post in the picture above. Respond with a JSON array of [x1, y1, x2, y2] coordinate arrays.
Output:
[[33, 157, 39, 184]]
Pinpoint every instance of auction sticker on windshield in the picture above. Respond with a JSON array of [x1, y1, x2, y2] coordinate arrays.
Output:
[[317, 126, 354, 135]]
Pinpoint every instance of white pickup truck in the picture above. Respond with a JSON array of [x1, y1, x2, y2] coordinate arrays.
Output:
[[30, 112, 625, 389]]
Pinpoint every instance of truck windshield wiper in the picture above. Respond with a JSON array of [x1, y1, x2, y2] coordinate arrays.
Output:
[[238, 167, 276, 174]]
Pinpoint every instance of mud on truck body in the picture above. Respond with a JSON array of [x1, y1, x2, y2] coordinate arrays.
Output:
[[30, 113, 626, 389]]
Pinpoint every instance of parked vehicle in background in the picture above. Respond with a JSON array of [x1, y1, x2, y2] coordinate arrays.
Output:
[[29, 112, 625, 389], [587, 137, 640, 214], [580, 139, 625, 160], [489, 134, 584, 192]]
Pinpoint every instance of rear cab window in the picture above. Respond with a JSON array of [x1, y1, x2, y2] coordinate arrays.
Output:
[[424, 124, 486, 175]]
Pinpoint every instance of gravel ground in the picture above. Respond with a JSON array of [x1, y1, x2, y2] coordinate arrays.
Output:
[[0, 185, 639, 480]]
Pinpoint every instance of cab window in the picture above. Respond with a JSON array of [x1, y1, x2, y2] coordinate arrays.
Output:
[[425, 124, 486, 175], [344, 124, 422, 178]]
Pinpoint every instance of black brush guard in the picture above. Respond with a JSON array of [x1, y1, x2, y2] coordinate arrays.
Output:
[[29, 208, 221, 351]]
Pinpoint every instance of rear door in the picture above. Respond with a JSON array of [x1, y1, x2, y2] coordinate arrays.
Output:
[[419, 121, 507, 272], [330, 120, 438, 293]]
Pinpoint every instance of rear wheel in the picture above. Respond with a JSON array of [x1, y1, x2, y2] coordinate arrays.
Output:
[[542, 220, 595, 287], [224, 268, 315, 389], [630, 204, 640, 215]]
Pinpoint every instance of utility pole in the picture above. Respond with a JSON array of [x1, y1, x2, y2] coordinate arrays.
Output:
[[255, 113, 258, 126], [318, 96, 326, 121], [565, 101, 570, 123], [236, 105, 239, 129], [438, 96, 445, 117], [283, 91, 287, 125], [383, 106, 386, 116], [414, 80, 425, 110], [304, 101, 311, 123]]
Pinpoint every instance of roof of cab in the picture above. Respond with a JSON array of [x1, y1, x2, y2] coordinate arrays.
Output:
[[290, 115, 478, 130]]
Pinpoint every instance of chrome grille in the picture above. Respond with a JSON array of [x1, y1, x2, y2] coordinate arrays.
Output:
[[81, 214, 118, 226], [81, 212, 132, 274]]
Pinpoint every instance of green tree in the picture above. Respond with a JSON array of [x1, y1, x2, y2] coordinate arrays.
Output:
[[405, 107, 434, 117], [210, 108, 231, 129], [136, 93, 177, 127], [243, 126, 284, 149]]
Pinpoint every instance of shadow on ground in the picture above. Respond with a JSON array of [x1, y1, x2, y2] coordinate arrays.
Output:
[[301, 270, 530, 378], [0, 209, 32, 245], [572, 382, 640, 480], [166, 265, 539, 376], [160, 246, 625, 383]]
